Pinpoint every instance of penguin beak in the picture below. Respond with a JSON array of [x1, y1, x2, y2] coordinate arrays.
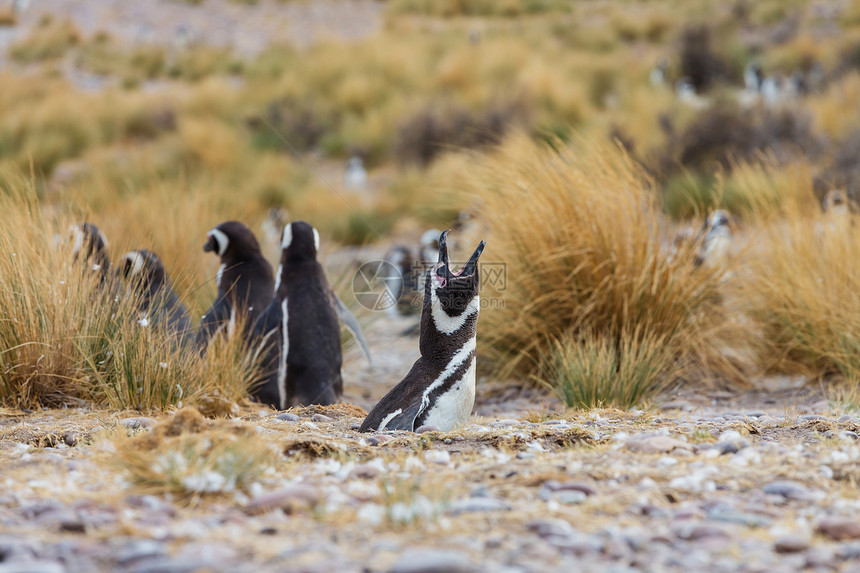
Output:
[[460, 240, 486, 277], [203, 234, 216, 253], [438, 229, 485, 278]]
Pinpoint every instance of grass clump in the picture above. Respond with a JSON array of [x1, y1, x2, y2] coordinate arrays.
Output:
[[114, 409, 273, 499], [463, 133, 727, 406], [10, 17, 81, 63], [536, 329, 680, 409]]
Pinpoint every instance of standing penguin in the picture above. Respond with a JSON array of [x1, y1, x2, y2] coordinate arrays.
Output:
[[197, 221, 274, 351], [69, 222, 111, 281], [252, 221, 344, 409], [695, 209, 732, 269], [360, 230, 485, 432], [121, 250, 193, 343]]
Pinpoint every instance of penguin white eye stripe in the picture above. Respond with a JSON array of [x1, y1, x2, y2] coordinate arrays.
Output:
[[124, 251, 144, 276], [281, 224, 293, 249], [208, 228, 229, 256], [312, 228, 320, 252]]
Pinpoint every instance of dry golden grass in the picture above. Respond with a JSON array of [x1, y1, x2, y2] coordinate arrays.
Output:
[[460, 133, 728, 406]]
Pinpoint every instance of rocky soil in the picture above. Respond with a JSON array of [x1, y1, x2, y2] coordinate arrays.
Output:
[[2, 314, 860, 573]]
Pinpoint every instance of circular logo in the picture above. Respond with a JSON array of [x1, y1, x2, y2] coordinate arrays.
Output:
[[352, 260, 403, 311]]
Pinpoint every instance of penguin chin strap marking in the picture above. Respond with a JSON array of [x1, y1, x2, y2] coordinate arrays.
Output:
[[418, 336, 477, 419], [277, 297, 289, 410], [377, 408, 403, 431], [124, 251, 145, 277], [209, 228, 230, 257], [430, 289, 479, 335], [273, 264, 282, 293]]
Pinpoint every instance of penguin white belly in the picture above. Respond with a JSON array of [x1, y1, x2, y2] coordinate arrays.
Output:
[[420, 358, 476, 431]]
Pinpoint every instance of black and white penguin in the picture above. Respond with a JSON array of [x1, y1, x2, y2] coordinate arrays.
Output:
[[695, 209, 732, 269], [70, 222, 111, 280], [121, 250, 193, 343], [360, 230, 485, 433], [196, 221, 274, 351], [252, 221, 344, 409]]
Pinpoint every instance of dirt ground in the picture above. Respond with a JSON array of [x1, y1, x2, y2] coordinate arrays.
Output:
[[1, 313, 860, 573]]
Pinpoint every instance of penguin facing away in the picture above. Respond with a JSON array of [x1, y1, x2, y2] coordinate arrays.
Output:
[[252, 221, 344, 409], [360, 230, 485, 433], [121, 250, 193, 343], [70, 222, 111, 279], [196, 221, 274, 351]]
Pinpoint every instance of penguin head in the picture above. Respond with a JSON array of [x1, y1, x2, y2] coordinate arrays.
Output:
[[704, 209, 731, 233], [121, 249, 166, 286], [70, 222, 109, 269], [203, 221, 261, 260], [427, 229, 485, 318], [280, 220, 320, 263], [823, 189, 847, 213]]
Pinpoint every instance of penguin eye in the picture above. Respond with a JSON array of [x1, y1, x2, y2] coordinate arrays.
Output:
[[436, 267, 445, 278]]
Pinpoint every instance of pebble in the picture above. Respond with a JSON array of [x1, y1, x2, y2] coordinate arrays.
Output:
[[0, 562, 66, 573], [116, 540, 168, 566], [774, 535, 810, 554], [388, 549, 476, 573], [311, 414, 333, 423], [817, 517, 860, 541], [349, 464, 381, 480], [119, 417, 156, 430], [367, 435, 392, 446], [416, 425, 440, 434], [447, 497, 511, 515], [555, 491, 587, 504], [542, 481, 596, 496], [528, 518, 575, 538], [275, 412, 300, 422], [243, 485, 321, 515], [424, 450, 450, 465], [625, 435, 691, 454], [762, 480, 811, 500]]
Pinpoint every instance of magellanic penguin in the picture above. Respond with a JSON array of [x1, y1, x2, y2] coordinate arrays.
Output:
[[252, 221, 344, 409], [121, 250, 193, 344], [360, 230, 485, 433], [196, 221, 274, 351], [70, 222, 111, 280], [695, 210, 732, 269]]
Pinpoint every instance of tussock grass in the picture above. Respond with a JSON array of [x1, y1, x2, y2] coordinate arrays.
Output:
[[739, 204, 860, 382], [462, 133, 728, 406], [0, 183, 263, 412], [114, 409, 273, 499]]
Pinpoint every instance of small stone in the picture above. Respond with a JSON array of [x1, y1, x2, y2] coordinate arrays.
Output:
[[0, 562, 66, 573], [493, 419, 519, 427], [59, 519, 86, 533], [311, 414, 333, 423], [762, 480, 811, 500], [527, 518, 576, 539], [388, 548, 476, 573], [119, 417, 156, 430], [817, 517, 860, 541], [804, 546, 837, 569], [555, 490, 587, 504], [625, 435, 691, 454], [424, 450, 450, 465], [350, 464, 381, 480], [661, 400, 693, 411], [62, 432, 78, 447], [416, 425, 440, 434], [349, 423, 361, 431], [774, 535, 810, 553], [542, 480, 596, 496], [244, 485, 321, 515], [275, 412, 300, 422], [447, 497, 511, 515], [716, 439, 748, 455], [116, 540, 167, 566], [673, 523, 731, 540]]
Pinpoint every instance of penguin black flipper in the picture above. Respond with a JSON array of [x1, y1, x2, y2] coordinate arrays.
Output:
[[334, 295, 372, 366], [195, 296, 233, 352], [248, 299, 283, 410], [359, 361, 429, 432]]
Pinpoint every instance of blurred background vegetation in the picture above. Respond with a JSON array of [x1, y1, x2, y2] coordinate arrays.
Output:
[[4, 0, 860, 411]]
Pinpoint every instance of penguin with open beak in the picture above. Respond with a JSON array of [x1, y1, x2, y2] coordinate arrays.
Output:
[[360, 230, 485, 432]]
